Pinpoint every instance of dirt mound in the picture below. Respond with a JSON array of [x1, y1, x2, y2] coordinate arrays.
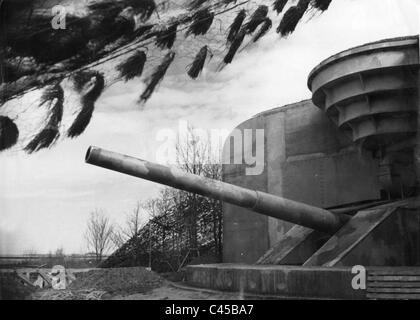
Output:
[[34, 288, 108, 300], [69, 267, 164, 295], [0, 273, 36, 300]]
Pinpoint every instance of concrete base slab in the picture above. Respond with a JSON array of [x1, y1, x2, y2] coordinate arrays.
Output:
[[185, 264, 366, 299]]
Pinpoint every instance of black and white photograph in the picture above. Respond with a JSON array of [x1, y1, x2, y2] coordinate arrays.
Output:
[[1, 0, 420, 306]]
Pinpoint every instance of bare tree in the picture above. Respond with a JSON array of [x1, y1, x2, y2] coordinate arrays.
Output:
[[111, 201, 147, 248], [110, 228, 127, 249], [124, 201, 146, 238], [85, 209, 115, 263], [54, 247, 65, 265], [55, 247, 65, 256], [100, 128, 223, 270], [175, 124, 221, 255]]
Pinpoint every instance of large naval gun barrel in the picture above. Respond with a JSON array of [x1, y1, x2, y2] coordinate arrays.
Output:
[[85, 146, 350, 234]]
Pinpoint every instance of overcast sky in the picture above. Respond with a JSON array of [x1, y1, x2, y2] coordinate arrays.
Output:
[[0, 0, 419, 255]]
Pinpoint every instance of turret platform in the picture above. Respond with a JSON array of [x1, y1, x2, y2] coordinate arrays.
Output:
[[185, 199, 420, 299]]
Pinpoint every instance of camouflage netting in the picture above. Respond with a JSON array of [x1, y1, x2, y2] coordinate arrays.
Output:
[[0, 0, 333, 153]]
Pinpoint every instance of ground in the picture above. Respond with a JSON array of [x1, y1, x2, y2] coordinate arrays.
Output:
[[33, 283, 250, 300], [110, 284, 253, 300], [0, 267, 253, 300]]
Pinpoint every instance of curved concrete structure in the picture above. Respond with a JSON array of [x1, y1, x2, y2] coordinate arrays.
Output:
[[308, 36, 419, 150], [221, 36, 419, 264], [222, 100, 380, 263]]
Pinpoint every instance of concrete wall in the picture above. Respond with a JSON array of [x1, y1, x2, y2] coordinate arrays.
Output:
[[303, 203, 420, 267], [338, 207, 420, 267], [222, 100, 381, 263], [185, 264, 366, 299]]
